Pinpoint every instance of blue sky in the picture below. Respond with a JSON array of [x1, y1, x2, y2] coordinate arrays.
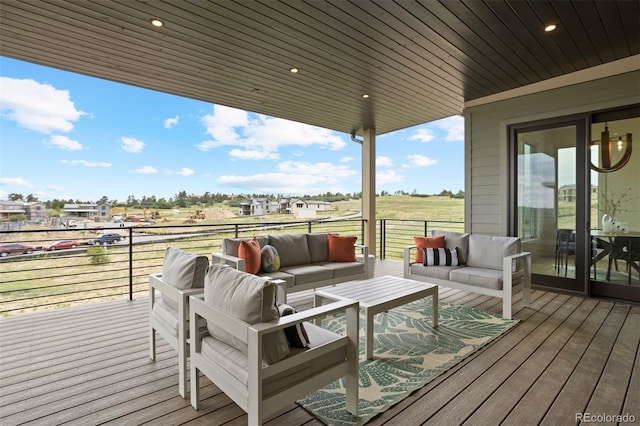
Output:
[[0, 57, 464, 202]]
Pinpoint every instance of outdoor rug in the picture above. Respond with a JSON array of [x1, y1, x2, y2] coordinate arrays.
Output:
[[297, 299, 519, 426]]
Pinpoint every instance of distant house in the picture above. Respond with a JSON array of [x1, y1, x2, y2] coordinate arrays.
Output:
[[0, 201, 46, 221], [288, 199, 332, 218], [238, 198, 280, 216], [64, 203, 111, 220]]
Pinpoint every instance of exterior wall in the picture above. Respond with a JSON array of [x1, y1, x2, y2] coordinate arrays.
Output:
[[464, 70, 640, 235]]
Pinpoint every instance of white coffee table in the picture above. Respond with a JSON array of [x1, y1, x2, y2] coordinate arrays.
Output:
[[314, 275, 438, 360]]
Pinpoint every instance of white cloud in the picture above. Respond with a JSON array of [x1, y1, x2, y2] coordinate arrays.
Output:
[[340, 156, 354, 163], [376, 156, 394, 167], [0, 77, 86, 134], [167, 167, 194, 176], [197, 105, 345, 155], [229, 148, 279, 160], [164, 115, 179, 128], [61, 160, 111, 167], [217, 160, 357, 193], [407, 154, 437, 167], [409, 128, 435, 143], [121, 136, 145, 153], [0, 177, 34, 187], [433, 115, 464, 142], [376, 169, 405, 185], [48, 185, 66, 192], [44, 135, 83, 151], [135, 166, 158, 174]]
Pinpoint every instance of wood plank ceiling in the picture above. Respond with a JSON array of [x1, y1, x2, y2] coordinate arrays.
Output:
[[0, 0, 638, 135]]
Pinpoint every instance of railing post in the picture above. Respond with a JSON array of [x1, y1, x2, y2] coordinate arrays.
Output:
[[424, 221, 428, 237], [380, 219, 385, 259], [128, 226, 133, 301], [234, 224, 239, 238], [308, 222, 312, 233]]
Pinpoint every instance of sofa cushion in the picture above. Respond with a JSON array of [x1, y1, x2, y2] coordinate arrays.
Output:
[[204, 264, 290, 365], [328, 234, 357, 262], [257, 270, 295, 288], [449, 267, 504, 290], [279, 264, 333, 285], [222, 236, 269, 257], [414, 235, 445, 264], [423, 247, 459, 266], [410, 264, 463, 280], [432, 230, 470, 264], [161, 247, 209, 310], [307, 233, 329, 263], [260, 244, 281, 273], [239, 237, 261, 274], [269, 234, 311, 267], [466, 234, 520, 270], [316, 261, 365, 279]]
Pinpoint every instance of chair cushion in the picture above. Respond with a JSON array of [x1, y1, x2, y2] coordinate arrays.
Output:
[[307, 233, 330, 263], [161, 247, 209, 310], [260, 244, 281, 273], [466, 234, 520, 270], [204, 264, 290, 364], [414, 235, 445, 264], [432, 230, 470, 264], [316, 261, 365, 278], [410, 264, 463, 280], [279, 264, 333, 285], [449, 267, 505, 290], [269, 234, 311, 267], [238, 237, 261, 274], [327, 234, 357, 262]]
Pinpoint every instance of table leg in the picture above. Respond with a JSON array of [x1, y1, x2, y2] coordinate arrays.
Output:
[[365, 307, 374, 360], [432, 291, 438, 328]]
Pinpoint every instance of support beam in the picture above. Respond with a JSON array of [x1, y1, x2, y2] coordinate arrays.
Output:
[[362, 128, 376, 257]]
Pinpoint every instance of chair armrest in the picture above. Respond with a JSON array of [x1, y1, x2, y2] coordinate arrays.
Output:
[[503, 252, 531, 273], [354, 244, 369, 262], [404, 245, 417, 262], [212, 252, 246, 271]]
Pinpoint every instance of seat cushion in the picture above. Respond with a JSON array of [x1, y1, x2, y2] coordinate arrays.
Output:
[[257, 270, 295, 288], [279, 264, 333, 285], [200, 322, 344, 398], [269, 234, 311, 267], [449, 267, 504, 290], [151, 297, 179, 337], [204, 264, 290, 364], [316, 261, 365, 278], [161, 247, 209, 310], [466, 234, 520, 270], [410, 264, 464, 280]]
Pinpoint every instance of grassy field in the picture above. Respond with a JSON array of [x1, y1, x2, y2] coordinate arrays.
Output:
[[1, 196, 464, 315]]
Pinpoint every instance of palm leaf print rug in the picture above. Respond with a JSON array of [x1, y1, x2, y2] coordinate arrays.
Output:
[[297, 299, 519, 426]]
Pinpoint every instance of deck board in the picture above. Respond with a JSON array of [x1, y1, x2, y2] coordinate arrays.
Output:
[[1, 259, 638, 425]]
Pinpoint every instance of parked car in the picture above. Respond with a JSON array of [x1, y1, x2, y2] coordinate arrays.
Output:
[[44, 240, 80, 251], [0, 243, 35, 257], [89, 233, 122, 245]]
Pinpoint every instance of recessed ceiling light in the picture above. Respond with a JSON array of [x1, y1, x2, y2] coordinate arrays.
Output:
[[289, 67, 299, 74], [362, 94, 370, 99], [544, 24, 557, 32], [150, 18, 164, 28]]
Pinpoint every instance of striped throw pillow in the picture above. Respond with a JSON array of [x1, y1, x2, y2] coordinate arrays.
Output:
[[422, 247, 459, 266]]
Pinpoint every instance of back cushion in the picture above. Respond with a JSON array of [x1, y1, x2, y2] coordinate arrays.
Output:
[[161, 247, 209, 310], [222, 236, 269, 257], [432, 230, 470, 264], [204, 264, 290, 364], [466, 234, 521, 270], [269, 234, 311, 267], [307, 233, 329, 263]]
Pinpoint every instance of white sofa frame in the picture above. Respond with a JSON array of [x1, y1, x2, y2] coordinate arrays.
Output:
[[148, 272, 203, 398], [190, 294, 359, 425], [403, 246, 532, 319]]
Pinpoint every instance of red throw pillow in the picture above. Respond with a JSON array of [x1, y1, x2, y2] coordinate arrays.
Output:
[[414, 235, 445, 264], [328, 234, 357, 262], [238, 237, 261, 274]]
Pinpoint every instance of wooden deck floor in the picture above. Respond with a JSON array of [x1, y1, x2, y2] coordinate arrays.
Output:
[[1, 260, 638, 425]]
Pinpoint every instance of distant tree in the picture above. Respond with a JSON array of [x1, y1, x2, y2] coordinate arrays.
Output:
[[97, 196, 109, 204], [25, 194, 39, 202], [438, 189, 453, 196], [8, 193, 24, 201], [9, 214, 27, 222], [127, 195, 138, 205], [451, 190, 465, 199]]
